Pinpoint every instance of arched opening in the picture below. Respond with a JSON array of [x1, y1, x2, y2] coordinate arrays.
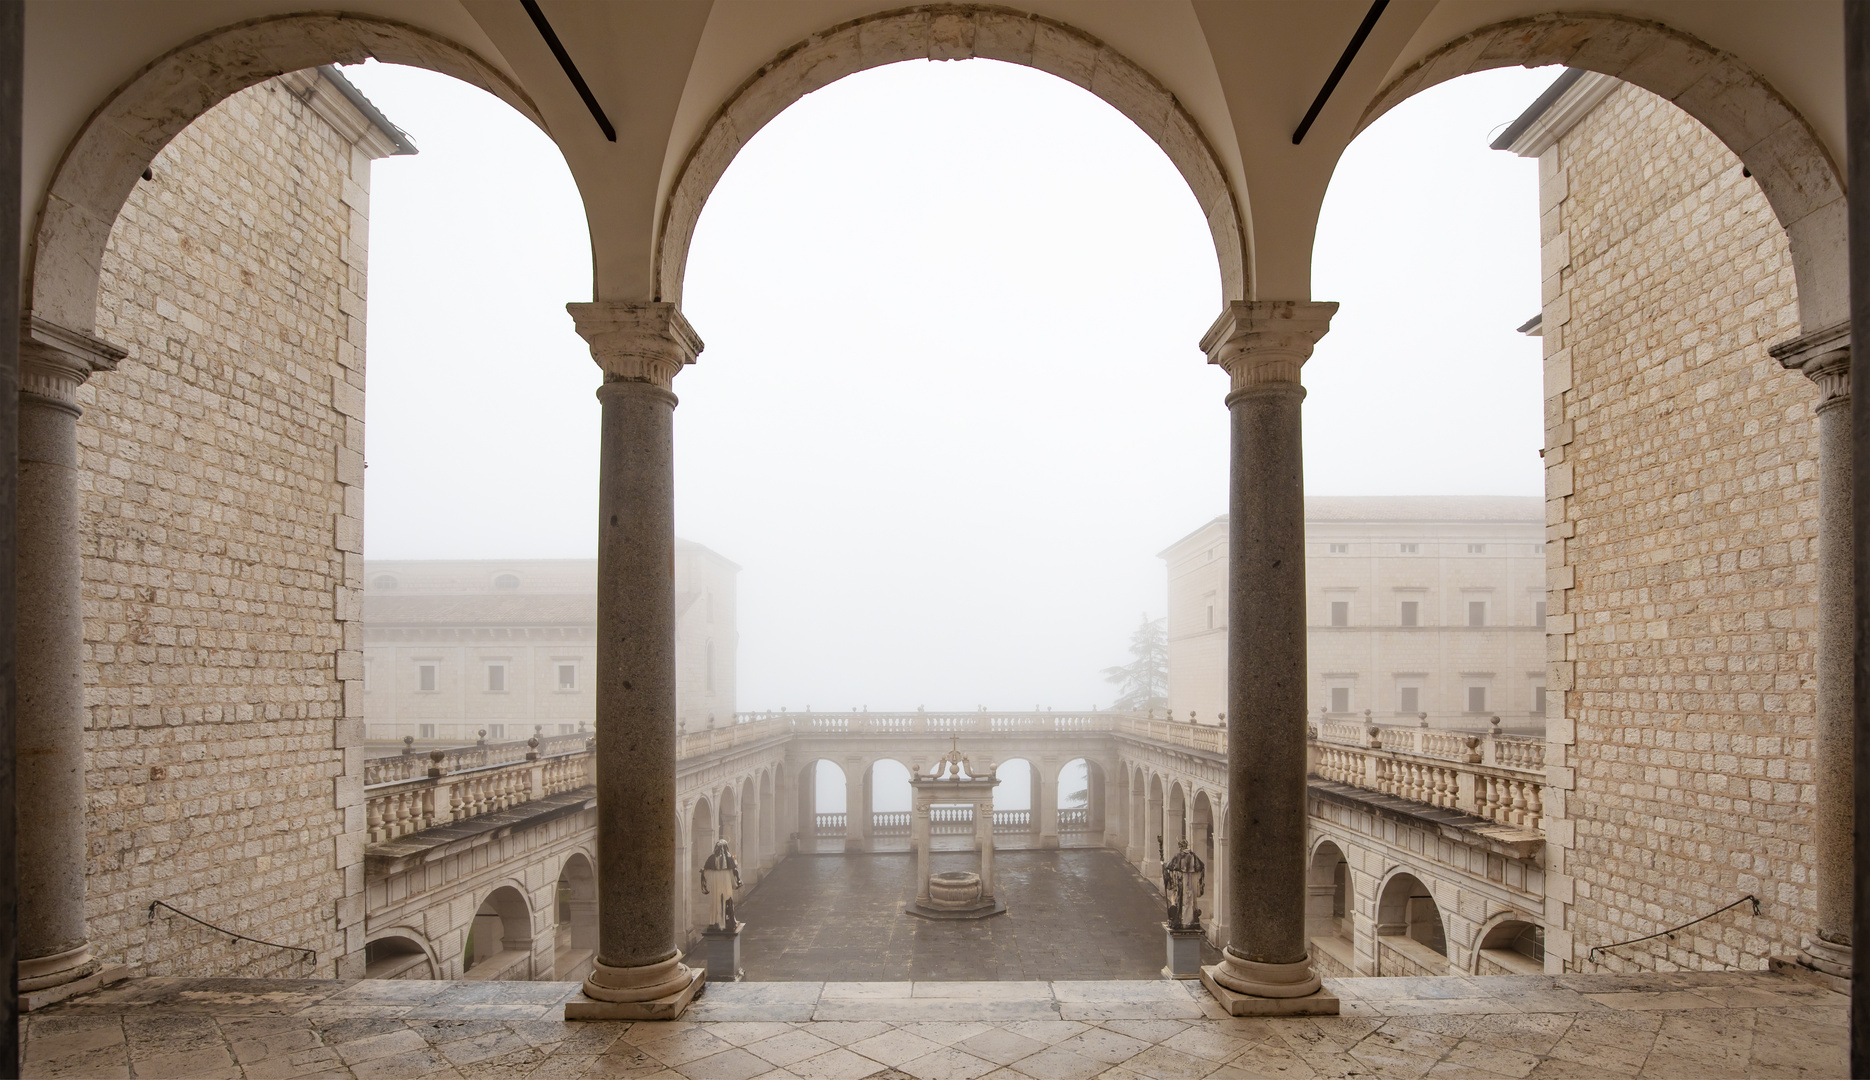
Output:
[[868, 759, 914, 851], [719, 785, 742, 865], [994, 758, 1035, 849], [805, 760, 847, 853], [760, 769, 779, 869], [1144, 774, 1166, 873], [1057, 758, 1105, 846], [463, 884, 535, 981], [1307, 841, 1354, 978], [1165, 782, 1188, 857], [555, 853, 597, 982], [1475, 918, 1545, 976], [1190, 791, 1216, 923], [363, 934, 434, 980], [689, 797, 717, 938], [1127, 766, 1148, 862], [1376, 872, 1448, 977]]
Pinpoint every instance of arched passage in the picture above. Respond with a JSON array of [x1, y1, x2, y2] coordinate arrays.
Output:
[[1165, 781, 1188, 854], [1474, 916, 1545, 976], [1190, 791, 1217, 921], [463, 883, 536, 981], [760, 769, 778, 868], [868, 759, 914, 850], [555, 852, 597, 982], [1057, 757, 1106, 846], [1306, 840, 1354, 977], [1143, 773, 1166, 874], [688, 797, 717, 938], [1375, 871, 1448, 977], [802, 759, 848, 853], [739, 776, 760, 873], [1359, 12, 1844, 332], [656, 6, 1245, 308], [363, 932, 435, 980]]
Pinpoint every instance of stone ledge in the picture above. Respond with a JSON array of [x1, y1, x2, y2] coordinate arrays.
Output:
[[21, 963, 128, 1012], [563, 968, 705, 1020]]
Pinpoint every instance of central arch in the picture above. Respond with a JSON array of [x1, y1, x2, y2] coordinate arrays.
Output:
[[656, 4, 1246, 307]]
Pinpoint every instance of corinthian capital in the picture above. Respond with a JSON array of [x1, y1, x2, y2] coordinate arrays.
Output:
[[567, 301, 703, 389], [19, 316, 127, 413], [1199, 301, 1337, 392], [1770, 321, 1850, 414]]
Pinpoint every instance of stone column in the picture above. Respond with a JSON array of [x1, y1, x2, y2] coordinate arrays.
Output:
[[1142, 785, 1164, 880], [977, 795, 996, 900], [1037, 759, 1059, 848], [1198, 301, 1340, 1015], [564, 302, 705, 1020], [1128, 777, 1145, 862], [914, 802, 932, 905], [849, 761, 871, 852], [16, 319, 124, 1006], [1772, 323, 1853, 980]]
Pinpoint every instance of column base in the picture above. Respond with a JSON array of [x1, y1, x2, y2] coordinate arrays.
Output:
[[1200, 948, 1337, 1016], [1769, 935, 1852, 995], [566, 955, 704, 1021], [21, 963, 128, 1012], [1200, 966, 1339, 1016]]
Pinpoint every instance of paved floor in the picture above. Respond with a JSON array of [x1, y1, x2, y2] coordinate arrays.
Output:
[[20, 969, 1848, 1078], [729, 850, 1221, 981]]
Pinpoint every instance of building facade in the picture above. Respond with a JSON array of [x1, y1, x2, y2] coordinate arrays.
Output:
[[1163, 498, 1547, 734], [360, 543, 738, 745]]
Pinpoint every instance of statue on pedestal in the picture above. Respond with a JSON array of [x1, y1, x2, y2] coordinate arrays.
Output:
[[1162, 839, 1205, 930], [700, 838, 743, 931]]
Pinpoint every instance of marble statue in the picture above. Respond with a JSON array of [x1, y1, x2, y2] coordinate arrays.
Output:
[[700, 838, 743, 931], [1162, 839, 1205, 930]]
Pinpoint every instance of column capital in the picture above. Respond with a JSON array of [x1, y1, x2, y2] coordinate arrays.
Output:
[[567, 301, 703, 389], [20, 316, 126, 411], [1771, 321, 1849, 413], [1200, 301, 1337, 392]]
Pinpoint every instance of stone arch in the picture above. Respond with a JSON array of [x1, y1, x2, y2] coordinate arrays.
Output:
[[363, 928, 437, 980], [739, 775, 760, 868], [1166, 781, 1188, 852], [1190, 789, 1218, 917], [26, 11, 551, 340], [1374, 869, 1448, 976], [1471, 911, 1546, 976], [555, 851, 598, 981], [465, 882, 537, 979], [1306, 839, 1353, 946], [1358, 11, 1845, 331], [655, 4, 1247, 307], [760, 768, 778, 865], [689, 796, 717, 935]]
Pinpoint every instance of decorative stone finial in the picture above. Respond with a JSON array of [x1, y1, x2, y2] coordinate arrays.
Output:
[[477, 729, 486, 745], [402, 735, 415, 754]]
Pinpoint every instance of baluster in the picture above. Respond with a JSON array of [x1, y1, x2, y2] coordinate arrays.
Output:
[[1525, 782, 1543, 829]]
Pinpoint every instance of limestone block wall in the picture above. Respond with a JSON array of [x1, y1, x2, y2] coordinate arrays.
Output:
[[1542, 82, 1814, 972], [79, 72, 391, 978]]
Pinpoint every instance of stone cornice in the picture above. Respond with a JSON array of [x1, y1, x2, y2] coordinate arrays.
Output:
[[1771, 321, 1849, 413], [1200, 301, 1337, 392], [20, 316, 127, 410], [567, 302, 703, 389], [1501, 71, 1622, 159]]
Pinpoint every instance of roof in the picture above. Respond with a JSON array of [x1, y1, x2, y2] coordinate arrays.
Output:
[[1489, 68, 1585, 151], [1159, 497, 1545, 558], [361, 593, 595, 627], [319, 66, 417, 155]]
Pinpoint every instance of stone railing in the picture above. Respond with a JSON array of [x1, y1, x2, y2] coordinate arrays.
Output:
[[1112, 715, 1227, 754], [364, 730, 591, 785], [676, 714, 792, 759], [365, 747, 595, 845], [752, 710, 1114, 736], [1310, 720, 1546, 832]]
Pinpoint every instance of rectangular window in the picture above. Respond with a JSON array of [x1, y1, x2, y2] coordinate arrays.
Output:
[[557, 663, 577, 691], [1399, 543, 1419, 554], [1329, 687, 1350, 713], [1206, 605, 1214, 630], [1468, 686, 1487, 713], [1535, 601, 1547, 624], [418, 723, 435, 739], [1533, 687, 1547, 716], [1329, 601, 1349, 627], [1329, 543, 1349, 554], [1399, 601, 1419, 627], [1468, 601, 1486, 627], [1399, 686, 1419, 714], [418, 663, 437, 693], [1468, 544, 1486, 554], [488, 724, 505, 739], [559, 724, 575, 735], [487, 664, 506, 693]]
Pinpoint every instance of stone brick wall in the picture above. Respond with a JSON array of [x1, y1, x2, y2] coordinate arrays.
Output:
[[1541, 81, 1813, 972], [78, 71, 389, 979]]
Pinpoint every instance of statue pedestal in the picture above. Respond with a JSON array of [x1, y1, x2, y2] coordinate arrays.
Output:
[[701, 925, 743, 982], [1163, 923, 1204, 980]]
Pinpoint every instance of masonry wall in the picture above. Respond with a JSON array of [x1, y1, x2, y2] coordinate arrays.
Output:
[[1542, 82, 1814, 972], [79, 74, 378, 978]]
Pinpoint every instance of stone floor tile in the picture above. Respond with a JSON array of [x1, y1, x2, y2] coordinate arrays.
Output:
[[1540, 1032, 1647, 1077], [24, 1042, 133, 1080], [1123, 1044, 1227, 1078], [911, 985, 1052, 1002], [529, 1055, 599, 1079], [821, 984, 913, 1000], [898, 1047, 998, 1080], [813, 1001, 1058, 1023], [786, 1047, 892, 1080], [846, 1028, 945, 1066], [786, 1023, 892, 1048], [127, 1049, 242, 1080], [636, 1029, 739, 1068], [310, 1016, 407, 1047], [1092, 1019, 1188, 1045], [1161, 1025, 1250, 1063], [1365, 1023, 1459, 1059], [954, 1028, 1048, 1066], [26, 1014, 126, 1063], [1749, 1009, 1848, 1075], [1581, 992, 1723, 1012], [334, 1027, 433, 1066], [1050, 1028, 1152, 1066], [994, 1022, 1089, 1047], [1343, 1041, 1440, 1080], [349, 1045, 459, 1080], [705, 1022, 798, 1048], [458, 1045, 556, 1080], [584, 1045, 676, 1078], [671, 1047, 780, 1080], [893, 1022, 993, 1047], [1459, 1013, 1573, 1057], [1381, 1013, 1479, 1039], [1001, 1045, 1105, 1080], [746, 1029, 840, 1068], [518, 1019, 627, 1054], [1271, 1018, 1384, 1057], [1206, 1040, 1318, 1079], [1438, 1038, 1541, 1079], [236, 1045, 349, 1080], [1420, 1062, 1522, 1080], [438, 1028, 536, 1067], [411, 1019, 519, 1046], [123, 1015, 223, 1059], [1057, 1001, 1204, 1023]]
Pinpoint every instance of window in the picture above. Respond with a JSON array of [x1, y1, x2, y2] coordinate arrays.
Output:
[[1399, 601, 1419, 627], [488, 724, 505, 739], [1399, 687, 1419, 714], [493, 573, 519, 590], [487, 664, 506, 693], [1329, 601, 1349, 627], [1533, 687, 1547, 716], [1329, 543, 1349, 554], [1535, 601, 1547, 624], [1329, 687, 1350, 713], [1468, 544, 1486, 554], [705, 640, 715, 692], [418, 663, 437, 693], [1206, 604, 1214, 630], [372, 574, 397, 591], [1399, 543, 1419, 554], [418, 723, 435, 739], [1467, 686, 1487, 713], [1468, 601, 1486, 627], [559, 724, 574, 735], [557, 663, 577, 691]]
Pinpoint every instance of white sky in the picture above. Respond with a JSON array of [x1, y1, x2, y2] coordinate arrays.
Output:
[[343, 58, 1558, 715]]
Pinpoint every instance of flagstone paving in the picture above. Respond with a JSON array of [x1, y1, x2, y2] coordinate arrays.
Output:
[[20, 969, 1847, 1078]]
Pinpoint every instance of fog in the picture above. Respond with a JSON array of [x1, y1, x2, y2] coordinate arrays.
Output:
[[345, 59, 1552, 714]]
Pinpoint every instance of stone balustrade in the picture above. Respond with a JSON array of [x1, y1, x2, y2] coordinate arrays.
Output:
[[1112, 714, 1227, 754], [364, 749, 597, 844], [739, 710, 1111, 735], [1309, 720, 1547, 831]]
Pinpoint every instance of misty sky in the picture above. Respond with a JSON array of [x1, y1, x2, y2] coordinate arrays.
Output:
[[342, 58, 1554, 715]]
